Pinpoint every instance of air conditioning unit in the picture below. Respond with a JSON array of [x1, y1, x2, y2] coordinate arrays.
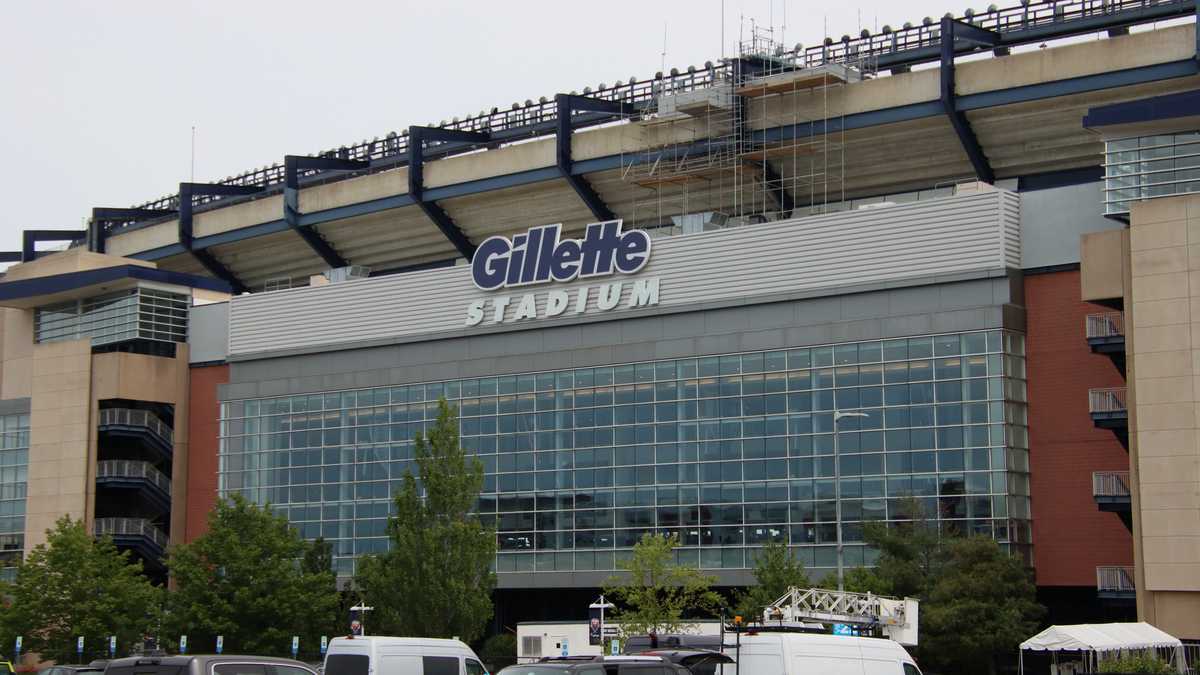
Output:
[[325, 265, 371, 283]]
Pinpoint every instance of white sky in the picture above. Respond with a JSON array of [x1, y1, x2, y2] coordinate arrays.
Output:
[[0, 0, 1009, 251]]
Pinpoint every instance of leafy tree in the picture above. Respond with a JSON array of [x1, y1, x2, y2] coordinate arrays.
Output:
[[920, 537, 1044, 675], [165, 494, 339, 656], [354, 398, 496, 643], [734, 540, 810, 622], [478, 633, 517, 671], [604, 533, 721, 639], [0, 516, 161, 662], [300, 537, 342, 655]]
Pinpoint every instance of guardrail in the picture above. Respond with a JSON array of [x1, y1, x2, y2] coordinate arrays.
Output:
[[96, 460, 171, 495], [1093, 471, 1131, 498], [1089, 387, 1128, 414], [97, 408, 174, 446], [117, 0, 1193, 219], [94, 517, 168, 550], [1086, 312, 1125, 339], [1097, 565, 1136, 593]]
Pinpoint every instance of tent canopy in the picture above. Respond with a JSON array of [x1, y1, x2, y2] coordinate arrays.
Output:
[[1021, 622, 1182, 653]]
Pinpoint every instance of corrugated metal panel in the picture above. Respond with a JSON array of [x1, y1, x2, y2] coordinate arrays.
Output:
[[228, 190, 1020, 357]]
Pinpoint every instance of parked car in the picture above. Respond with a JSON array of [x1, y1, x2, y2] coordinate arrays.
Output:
[[103, 654, 319, 675], [324, 636, 486, 675], [721, 632, 922, 675], [621, 636, 722, 654], [626, 651, 733, 675], [40, 665, 104, 675], [501, 655, 690, 674]]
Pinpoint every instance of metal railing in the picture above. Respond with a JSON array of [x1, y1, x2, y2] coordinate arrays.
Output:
[[111, 0, 1193, 223], [96, 460, 171, 495], [1093, 471, 1131, 498], [94, 517, 168, 550], [1097, 565, 1136, 593], [97, 408, 174, 446], [1089, 387, 1128, 414], [1086, 312, 1125, 339]]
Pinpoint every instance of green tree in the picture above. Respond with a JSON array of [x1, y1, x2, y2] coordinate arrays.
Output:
[[165, 494, 339, 656], [478, 633, 517, 671], [300, 537, 341, 656], [604, 533, 721, 639], [920, 537, 1044, 675], [0, 516, 161, 662], [354, 398, 496, 643], [734, 540, 810, 622]]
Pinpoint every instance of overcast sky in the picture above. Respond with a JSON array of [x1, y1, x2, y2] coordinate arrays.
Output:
[[0, 0, 967, 251]]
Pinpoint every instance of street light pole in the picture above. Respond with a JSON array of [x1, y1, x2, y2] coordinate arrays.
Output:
[[833, 410, 867, 591]]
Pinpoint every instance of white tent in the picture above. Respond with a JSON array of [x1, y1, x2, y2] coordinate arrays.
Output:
[[1019, 622, 1185, 674]]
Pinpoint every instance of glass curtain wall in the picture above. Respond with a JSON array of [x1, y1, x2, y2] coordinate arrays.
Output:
[[0, 413, 29, 580], [219, 330, 1030, 578]]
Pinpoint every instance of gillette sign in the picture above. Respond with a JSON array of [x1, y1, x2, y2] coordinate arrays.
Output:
[[466, 220, 660, 326]]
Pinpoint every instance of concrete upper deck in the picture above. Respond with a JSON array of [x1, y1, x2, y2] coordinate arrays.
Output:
[[16, 2, 1200, 292]]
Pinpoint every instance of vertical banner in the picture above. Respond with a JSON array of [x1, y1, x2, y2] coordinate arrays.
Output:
[[76, 637, 84, 657], [14, 636, 21, 660], [179, 635, 188, 655], [349, 609, 363, 636], [109, 636, 116, 657], [291, 636, 299, 658], [560, 639, 568, 657], [610, 639, 620, 656], [216, 636, 224, 655], [588, 606, 602, 646], [320, 636, 328, 655]]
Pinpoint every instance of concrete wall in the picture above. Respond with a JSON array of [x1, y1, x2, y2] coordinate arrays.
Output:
[[1126, 193, 1200, 639], [1020, 182, 1121, 270], [188, 302, 229, 364], [24, 339, 93, 551]]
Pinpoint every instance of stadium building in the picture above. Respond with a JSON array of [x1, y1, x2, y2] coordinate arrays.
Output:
[[0, 0, 1198, 638]]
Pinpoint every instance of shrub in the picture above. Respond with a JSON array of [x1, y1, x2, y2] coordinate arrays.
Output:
[[1097, 653, 1174, 674]]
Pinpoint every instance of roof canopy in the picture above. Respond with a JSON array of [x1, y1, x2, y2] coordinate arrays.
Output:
[[1021, 623, 1182, 653]]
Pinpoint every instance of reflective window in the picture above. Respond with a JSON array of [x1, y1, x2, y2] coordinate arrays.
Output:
[[34, 287, 188, 346], [219, 330, 1031, 577]]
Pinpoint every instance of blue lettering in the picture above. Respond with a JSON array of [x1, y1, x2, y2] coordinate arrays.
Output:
[[471, 220, 651, 290], [472, 237, 511, 290]]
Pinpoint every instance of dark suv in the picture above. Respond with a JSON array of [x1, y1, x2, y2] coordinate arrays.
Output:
[[104, 655, 319, 675], [498, 656, 690, 675]]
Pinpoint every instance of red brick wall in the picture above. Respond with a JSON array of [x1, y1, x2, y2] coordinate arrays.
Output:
[[185, 363, 228, 542], [1025, 269, 1133, 587]]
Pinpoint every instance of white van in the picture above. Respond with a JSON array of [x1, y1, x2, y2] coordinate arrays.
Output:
[[324, 636, 488, 675], [720, 632, 922, 675]]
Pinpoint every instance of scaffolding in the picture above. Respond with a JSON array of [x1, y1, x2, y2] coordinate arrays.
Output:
[[620, 25, 878, 237]]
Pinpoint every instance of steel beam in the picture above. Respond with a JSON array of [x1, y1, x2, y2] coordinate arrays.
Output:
[[941, 18, 996, 184], [283, 155, 369, 269], [178, 182, 261, 294], [21, 229, 86, 262], [408, 126, 488, 260], [88, 206, 176, 254], [555, 94, 633, 221], [128, 58, 1200, 263]]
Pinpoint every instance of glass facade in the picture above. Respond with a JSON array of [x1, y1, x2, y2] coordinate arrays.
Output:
[[219, 330, 1030, 579], [0, 413, 29, 581], [1104, 132, 1200, 216], [35, 286, 189, 346]]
